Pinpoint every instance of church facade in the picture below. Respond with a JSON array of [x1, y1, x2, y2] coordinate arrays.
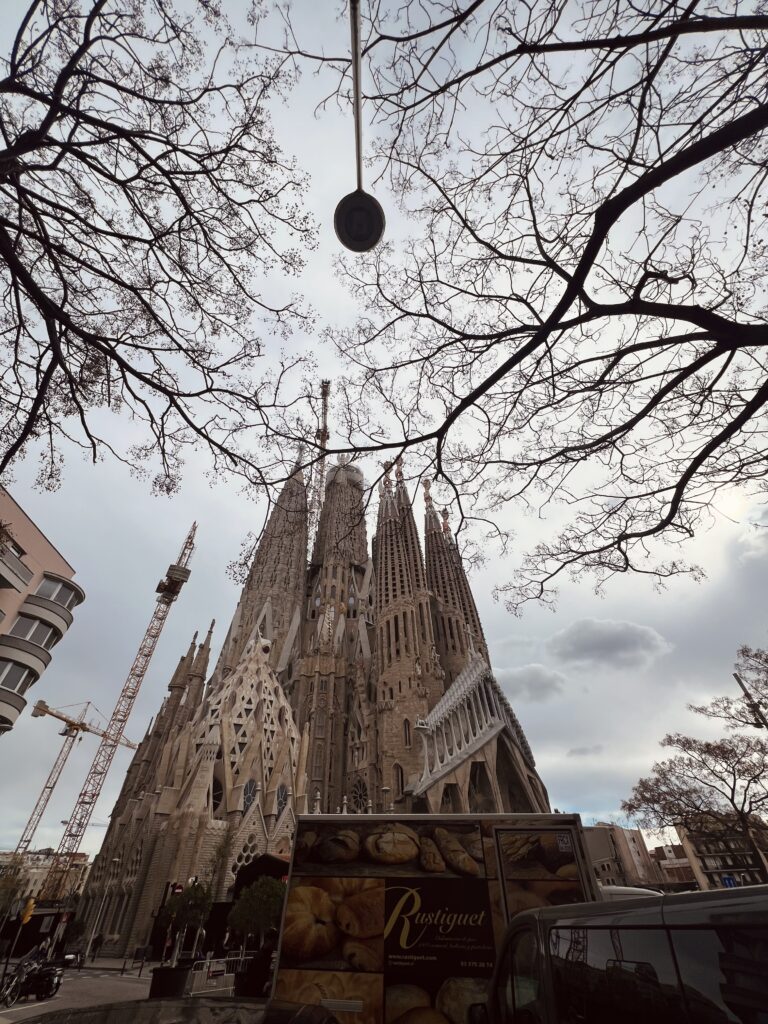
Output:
[[80, 460, 549, 955]]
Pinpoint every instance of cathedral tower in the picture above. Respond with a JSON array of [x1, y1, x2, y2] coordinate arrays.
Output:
[[373, 461, 443, 806], [294, 460, 372, 813], [214, 471, 307, 681], [424, 480, 488, 683]]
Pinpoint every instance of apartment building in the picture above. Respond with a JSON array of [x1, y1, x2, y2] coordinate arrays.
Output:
[[0, 488, 85, 736]]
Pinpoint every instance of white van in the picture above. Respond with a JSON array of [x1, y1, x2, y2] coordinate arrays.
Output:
[[471, 884, 768, 1023]]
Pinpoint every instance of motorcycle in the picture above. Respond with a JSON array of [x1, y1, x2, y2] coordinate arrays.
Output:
[[1, 951, 63, 1007]]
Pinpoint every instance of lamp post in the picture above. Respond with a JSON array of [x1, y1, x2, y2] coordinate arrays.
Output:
[[733, 673, 768, 730], [85, 858, 119, 960]]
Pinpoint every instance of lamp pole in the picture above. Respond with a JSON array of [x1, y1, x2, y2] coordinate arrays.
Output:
[[733, 673, 768, 730], [85, 858, 119, 960]]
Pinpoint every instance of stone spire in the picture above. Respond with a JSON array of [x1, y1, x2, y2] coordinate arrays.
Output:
[[214, 470, 308, 680], [374, 463, 441, 808], [298, 458, 371, 813], [424, 486, 473, 684], [185, 620, 214, 714]]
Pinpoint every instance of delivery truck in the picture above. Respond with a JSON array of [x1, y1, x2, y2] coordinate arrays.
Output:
[[269, 813, 598, 1024]]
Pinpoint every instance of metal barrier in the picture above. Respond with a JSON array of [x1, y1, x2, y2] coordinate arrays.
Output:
[[186, 954, 253, 997]]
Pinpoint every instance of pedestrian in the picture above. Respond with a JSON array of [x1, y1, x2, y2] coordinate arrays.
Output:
[[91, 933, 103, 962]]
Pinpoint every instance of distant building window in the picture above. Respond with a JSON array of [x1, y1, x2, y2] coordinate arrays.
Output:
[[5, 538, 25, 559], [0, 659, 36, 694], [404, 719, 411, 748], [9, 614, 60, 650], [36, 577, 79, 610]]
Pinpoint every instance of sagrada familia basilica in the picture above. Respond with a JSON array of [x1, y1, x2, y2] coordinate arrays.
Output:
[[81, 459, 549, 955]]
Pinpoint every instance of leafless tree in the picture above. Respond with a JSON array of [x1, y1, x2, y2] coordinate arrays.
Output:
[[691, 645, 768, 730], [622, 730, 768, 882], [0, 0, 316, 493], [269, 0, 768, 608]]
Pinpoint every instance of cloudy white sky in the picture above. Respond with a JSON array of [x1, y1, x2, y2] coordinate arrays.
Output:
[[1, 3, 766, 857]]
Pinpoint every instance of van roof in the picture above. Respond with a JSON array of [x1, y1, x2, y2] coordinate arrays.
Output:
[[516, 883, 768, 930]]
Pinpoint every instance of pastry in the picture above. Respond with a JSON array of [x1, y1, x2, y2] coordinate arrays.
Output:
[[556, 862, 578, 880], [337, 886, 384, 938], [309, 876, 379, 904], [364, 824, 420, 864], [459, 832, 483, 861], [436, 977, 489, 1024], [434, 828, 480, 876], [394, 1010, 451, 1024], [295, 829, 318, 863], [505, 886, 548, 915], [342, 937, 383, 972], [419, 836, 446, 873], [281, 885, 338, 960], [315, 828, 361, 862], [500, 833, 539, 863], [385, 984, 431, 1024]]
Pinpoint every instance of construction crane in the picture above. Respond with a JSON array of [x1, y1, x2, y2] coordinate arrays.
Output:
[[13, 702, 136, 858], [39, 524, 196, 901], [306, 379, 330, 551]]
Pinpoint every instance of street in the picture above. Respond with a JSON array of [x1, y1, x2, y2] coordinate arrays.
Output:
[[0, 963, 151, 1023]]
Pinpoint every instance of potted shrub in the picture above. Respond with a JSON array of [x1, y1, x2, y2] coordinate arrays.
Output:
[[230, 877, 286, 997], [149, 881, 212, 999]]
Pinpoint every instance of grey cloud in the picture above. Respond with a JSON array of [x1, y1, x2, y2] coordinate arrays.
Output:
[[567, 744, 604, 758], [547, 618, 671, 669], [494, 663, 566, 702]]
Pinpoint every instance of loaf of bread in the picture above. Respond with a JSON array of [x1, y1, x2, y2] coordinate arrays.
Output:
[[436, 977, 488, 1024], [281, 885, 338, 960], [336, 886, 384, 938], [365, 824, 420, 864], [434, 828, 480, 876], [419, 836, 446, 873], [315, 828, 361, 862], [385, 984, 431, 1024], [459, 832, 483, 861], [342, 937, 383, 972], [394, 1009, 451, 1024]]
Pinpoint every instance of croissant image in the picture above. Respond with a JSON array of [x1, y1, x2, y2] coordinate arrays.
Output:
[[281, 885, 339, 960], [336, 886, 384, 938]]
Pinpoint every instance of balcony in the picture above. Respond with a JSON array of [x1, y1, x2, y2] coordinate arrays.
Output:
[[0, 687, 26, 734], [0, 544, 33, 591]]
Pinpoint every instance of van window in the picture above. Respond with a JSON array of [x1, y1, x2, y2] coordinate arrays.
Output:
[[494, 928, 542, 1023], [510, 930, 542, 1021], [549, 927, 686, 1024], [670, 927, 768, 1023]]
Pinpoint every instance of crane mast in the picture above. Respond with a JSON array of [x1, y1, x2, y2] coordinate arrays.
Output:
[[307, 379, 330, 551], [15, 703, 137, 858], [39, 524, 196, 901]]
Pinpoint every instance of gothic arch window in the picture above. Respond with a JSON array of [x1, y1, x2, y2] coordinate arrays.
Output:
[[351, 777, 368, 813], [315, 708, 326, 738], [393, 763, 404, 798], [404, 719, 411, 748], [243, 778, 257, 814], [276, 783, 289, 816]]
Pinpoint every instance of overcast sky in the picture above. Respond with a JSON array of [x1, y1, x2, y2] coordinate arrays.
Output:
[[1, 3, 766, 857]]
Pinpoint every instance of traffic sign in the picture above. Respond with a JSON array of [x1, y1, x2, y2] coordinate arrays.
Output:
[[722, 875, 737, 888]]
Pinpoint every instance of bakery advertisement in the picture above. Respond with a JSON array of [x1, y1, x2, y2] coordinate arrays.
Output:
[[294, 820, 486, 878], [274, 968, 383, 1024], [384, 877, 495, 1015], [493, 828, 587, 918], [279, 876, 385, 972]]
